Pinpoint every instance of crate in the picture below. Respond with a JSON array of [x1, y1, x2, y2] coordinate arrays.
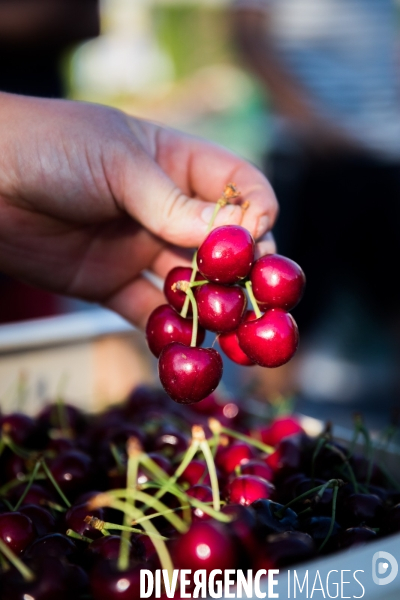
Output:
[[0, 310, 399, 599]]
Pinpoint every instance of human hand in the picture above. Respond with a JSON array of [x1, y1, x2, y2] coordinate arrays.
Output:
[[0, 93, 278, 327]]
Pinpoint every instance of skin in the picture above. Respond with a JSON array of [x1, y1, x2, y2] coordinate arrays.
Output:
[[0, 92, 278, 328]]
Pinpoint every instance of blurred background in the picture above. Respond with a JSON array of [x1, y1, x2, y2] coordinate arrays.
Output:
[[1, 0, 400, 431]]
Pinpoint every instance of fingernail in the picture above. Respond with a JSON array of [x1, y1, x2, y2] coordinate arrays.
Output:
[[256, 215, 269, 239], [201, 205, 215, 225]]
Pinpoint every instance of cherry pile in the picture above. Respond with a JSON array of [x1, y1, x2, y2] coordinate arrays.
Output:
[[0, 387, 399, 599], [146, 184, 305, 404]]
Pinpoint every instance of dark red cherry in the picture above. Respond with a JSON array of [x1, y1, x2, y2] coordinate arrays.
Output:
[[265, 436, 304, 476], [0, 512, 35, 553], [197, 225, 255, 284], [1, 556, 69, 600], [196, 283, 247, 332], [158, 342, 223, 404], [49, 449, 92, 494], [164, 266, 202, 315], [0, 413, 36, 446], [146, 304, 205, 358], [218, 310, 256, 365], [338, 526, 377, 549], [19, 505, 56, 537], [152, 428, 189, 459], [64, 503, 104, 539], [240, 459, 274, 482], [300, 516, 341, 553], [226, 475, 275, 506], [216, 441, 256, 474], [137, 453, 173, 485], [339, 493, 385, 528], [250, 254, 305, 311], [187, 485, 213, 520], [24, 533, 77, 561], [9, 483, 55, 507], [238, 308, 299, 368], [256, 531, 315, 569], [258, 416, 304, 447], [88, 535, 146, 563], [170, 520, 237, 573], [221, 504, 258, 563], [252, 499, 298, 535], [90, 558, 145, 600]]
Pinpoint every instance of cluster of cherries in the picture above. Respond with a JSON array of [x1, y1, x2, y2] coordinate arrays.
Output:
[[146, 184, 305, 405], [0, 386, 399, 599]]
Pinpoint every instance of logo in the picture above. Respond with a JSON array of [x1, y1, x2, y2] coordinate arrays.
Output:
[[372, 551, 398, 586]]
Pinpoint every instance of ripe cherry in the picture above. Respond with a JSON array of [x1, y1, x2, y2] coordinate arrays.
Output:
[[1, 556, 69, 600], [187, 485, 213, 520], [226, 475, 275, 506], [164, 266, 196, 314], [250, 254, 305, 311], [238, 308, 299, 368], [170, 520, 237, 573], [338, 526, 377, 549], [218, 310, 256, 365], [146, 304, 205, 358], [158, 342, 223, 404], [24, 533, 77, 561], [179, 460, 211, 486], [0, 512, 35, 553], [258, 416, 304, 447], [256, 531, 315, 569], [196, 283, 247, 332], [0, 413, 36, 446], [64, 503, 105, 539], [252, 499, 298, 535], [197, 225, 254, 284], [240, 459, 274, 482], [216, 441, 256, 474], [19, 505, 56, 537], [90, 558, 145, 600], [49, 449, 92, 494]]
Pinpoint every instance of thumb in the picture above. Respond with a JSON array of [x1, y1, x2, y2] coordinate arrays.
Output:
[[121, 155, 244, 248]]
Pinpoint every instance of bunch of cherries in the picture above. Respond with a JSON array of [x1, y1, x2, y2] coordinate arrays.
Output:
[[146, 184, 305, 405], [0, 387, 399, 599]]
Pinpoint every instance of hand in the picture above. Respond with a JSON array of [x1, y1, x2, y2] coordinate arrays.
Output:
[[0, 93, 278, 327]]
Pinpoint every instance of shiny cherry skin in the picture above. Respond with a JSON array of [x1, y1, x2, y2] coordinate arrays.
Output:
[[0, 512, 35, 553], [64, 503, 104, 539], [258, 416, 304, 447], [240, 459, 274, 482], [226, 475, 275, 506], [19, 505, 56, 537], [216, 441, 256, 474], [256, 531, 315, 569], [250, 254, 305, 311], [24, 533, 77, 561], [158, 342, 223, 404], [146, 304, 205, 358], [221, 504, 258, 563], [238, 308, 299, 368], [187, 485, 213, 520], [151, 428, 189, 459], [196, 283, 247, 332], [179, 460, 211, 486], [265, 436, 304, 476], [90, 558, 145, 600], [0, 413, 36, 446], [218, 310, 256, 365], [49, 449, 92, 494], [164, 266, 202, 315], [197, 225, 255, 284], [170, 520, 237, 573], [338, 526, 377, 549], [87, 535, 146, 564]]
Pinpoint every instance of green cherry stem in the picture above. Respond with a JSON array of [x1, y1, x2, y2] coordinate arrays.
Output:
[[196, 426, 220, 511], [186, 287, 199, 347], [118, 438, 141, 572], [245, 281, 262, 318], [66, 529, 93, 543], [319, 484, 339, 552], [275, 479, 341, 519], [0, 538, 35, 582], [209, 419, 274, 455], [41, 459, 71, 508], [13, 460, 42, 512]]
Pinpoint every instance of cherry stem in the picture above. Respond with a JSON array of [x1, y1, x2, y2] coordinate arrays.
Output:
[[66, 529, 93, 543], [13, 460, 41, 512], [198, 434, 221, 512], [209, 419, 274, 454], [275, 479, 341, 519], [324, 443, 359, 493], [103, 521, 168, 539], [184, 288, 199, 347], [319, 484, 339, 552], [245, 281, 262, 318], [92, 496, 174, 580], [181, 256, 199, 318], [189, 280, 208, 287], [41, 459, 71, 508], [152, 439, 200, 503], [118, 438, 141, 572], [0, 538, 35, 582]]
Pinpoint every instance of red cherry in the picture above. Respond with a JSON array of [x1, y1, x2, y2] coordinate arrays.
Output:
[[0, 512, 35, 554], [218, 310, 256, 365], [240, 459, 274, 481], [250, 254, 305, 311], [164, 266, 203, 315], [238, 308, 299, 368], [158, 342, 223, 404], [187, 485, 213, 520], [197, 225, 254, 284], [170, 521, 237, 573], [216, 441, 256, 474], [0, 413, 36, 446], [179, 460, 211, 486], [259, 416, 304, 446], [226, 475, 275, 506], [90, 559, 145, 600], [146, 304, 205, 358], [196, 283, 247, 332]]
